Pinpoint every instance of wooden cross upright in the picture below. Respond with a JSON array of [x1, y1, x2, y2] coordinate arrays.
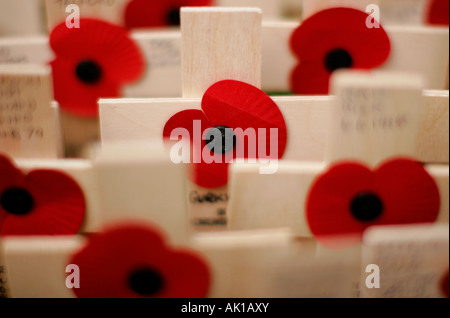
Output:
[[101, 7, 263, 232]]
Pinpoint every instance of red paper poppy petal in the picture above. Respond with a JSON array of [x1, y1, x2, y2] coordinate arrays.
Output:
[[427, 0, 450, 25], [71, 224, 210, 298], [0, 156, 25, 227], [50, 19, 145, 83], [306, 162, 375, 246], [291, 62, 331, 95], [291, 8, 390, 67], [372, 159, 440, 225], [202, 80, 288, 159], [159, 250, 211, 298], [0, 170, 86, 237], [124, 0, 213, 29], [125, 0, 171, 29], [51, 58, 121, 117], [192, 162, 229, 189], [71, 224, 168, 298], [163, 109, 210, 141], [0, 156, 24, 192]]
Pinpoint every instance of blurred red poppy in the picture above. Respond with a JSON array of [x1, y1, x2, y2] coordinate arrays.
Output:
[[306, 158, 440, 249], [125, 0, 214, 29], [290, 8, 391, 95], [50, 18, 145, 117], [70, 223, 211, 298], [163, 80, 287, 188], [0, 155, 85, 237]]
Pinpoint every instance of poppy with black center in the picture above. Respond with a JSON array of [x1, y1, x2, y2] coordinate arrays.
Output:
[[290, 7, 391, 95]]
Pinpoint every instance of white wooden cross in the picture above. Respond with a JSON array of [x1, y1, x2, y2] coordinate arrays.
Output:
[[0, 155, 101, 298], [0, 64, 62, 159], [361, 223, 449, 298], [228, 70, 449, 241], [101, 10, 449, 234], [0, 140, 191, 297], [1, 224, 363, 298], [101, 7, 263, 232]]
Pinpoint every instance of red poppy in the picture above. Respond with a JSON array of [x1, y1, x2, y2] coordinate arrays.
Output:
[[50, 18, 145, 117], [290, 8, 391, 95], [0, 155, 85, 237], [70, 223, 211, 298], [306, 158, 441, 249], [124, 0, 213, 29], [427, 0, 449, 26], [163, 80, 288, 189]]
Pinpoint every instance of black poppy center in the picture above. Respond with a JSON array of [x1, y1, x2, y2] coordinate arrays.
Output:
[[205, 126, 237, 155], [128, 268, 165, 296], [1, 187, 34, 216], [350, 192, 384, 222], [324, 49, 353, 73], [76, 60, 103, 84], [166, 7, 181, 26]]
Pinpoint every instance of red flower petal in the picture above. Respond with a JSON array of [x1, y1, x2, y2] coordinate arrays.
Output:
[[70, 223, 211, 298], [290, 62, 331, 95], [306, 158, 440, 249], [306, 162, 374, 248], [0, 156, 86, 237], [0, 156, 24, 227], [163, 109, 210, 142], [50, 19, 145, 117], [290, 8, 391, 94], [193, 161, 230, 189], [427, 0, 449, 26], [163, 80, 288, 189], [51, 58, 121, 117], [202, 80, 288, 159], [372, 159, 440, 225], [124, 0, 213, 29]]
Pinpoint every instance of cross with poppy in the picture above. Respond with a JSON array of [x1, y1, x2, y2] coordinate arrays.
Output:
[[101, 7, 273, 233], [264, 6, 449, 94], [100, 7, 449, 235], [228, 70, 449, 250], [1, 223, 209, 298], [0, 64, 62, 159], [2, 222, 358, 298]]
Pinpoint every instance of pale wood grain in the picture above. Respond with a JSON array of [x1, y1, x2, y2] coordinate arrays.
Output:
[[93, 142, 190, 245], [361, 224, 449, 298], [181, 7, 262, 98], [326, 71, 424, 167], [1, 236, 84, 298]]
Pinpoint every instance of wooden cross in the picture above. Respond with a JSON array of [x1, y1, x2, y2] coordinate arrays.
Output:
[[228, 70, 449, 240], [0, 64, 62, 159], [101, 10, 449, 234], [361, 223, 449, 298], [0, 141, 190, 297], [101, 7, 263, 232]]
